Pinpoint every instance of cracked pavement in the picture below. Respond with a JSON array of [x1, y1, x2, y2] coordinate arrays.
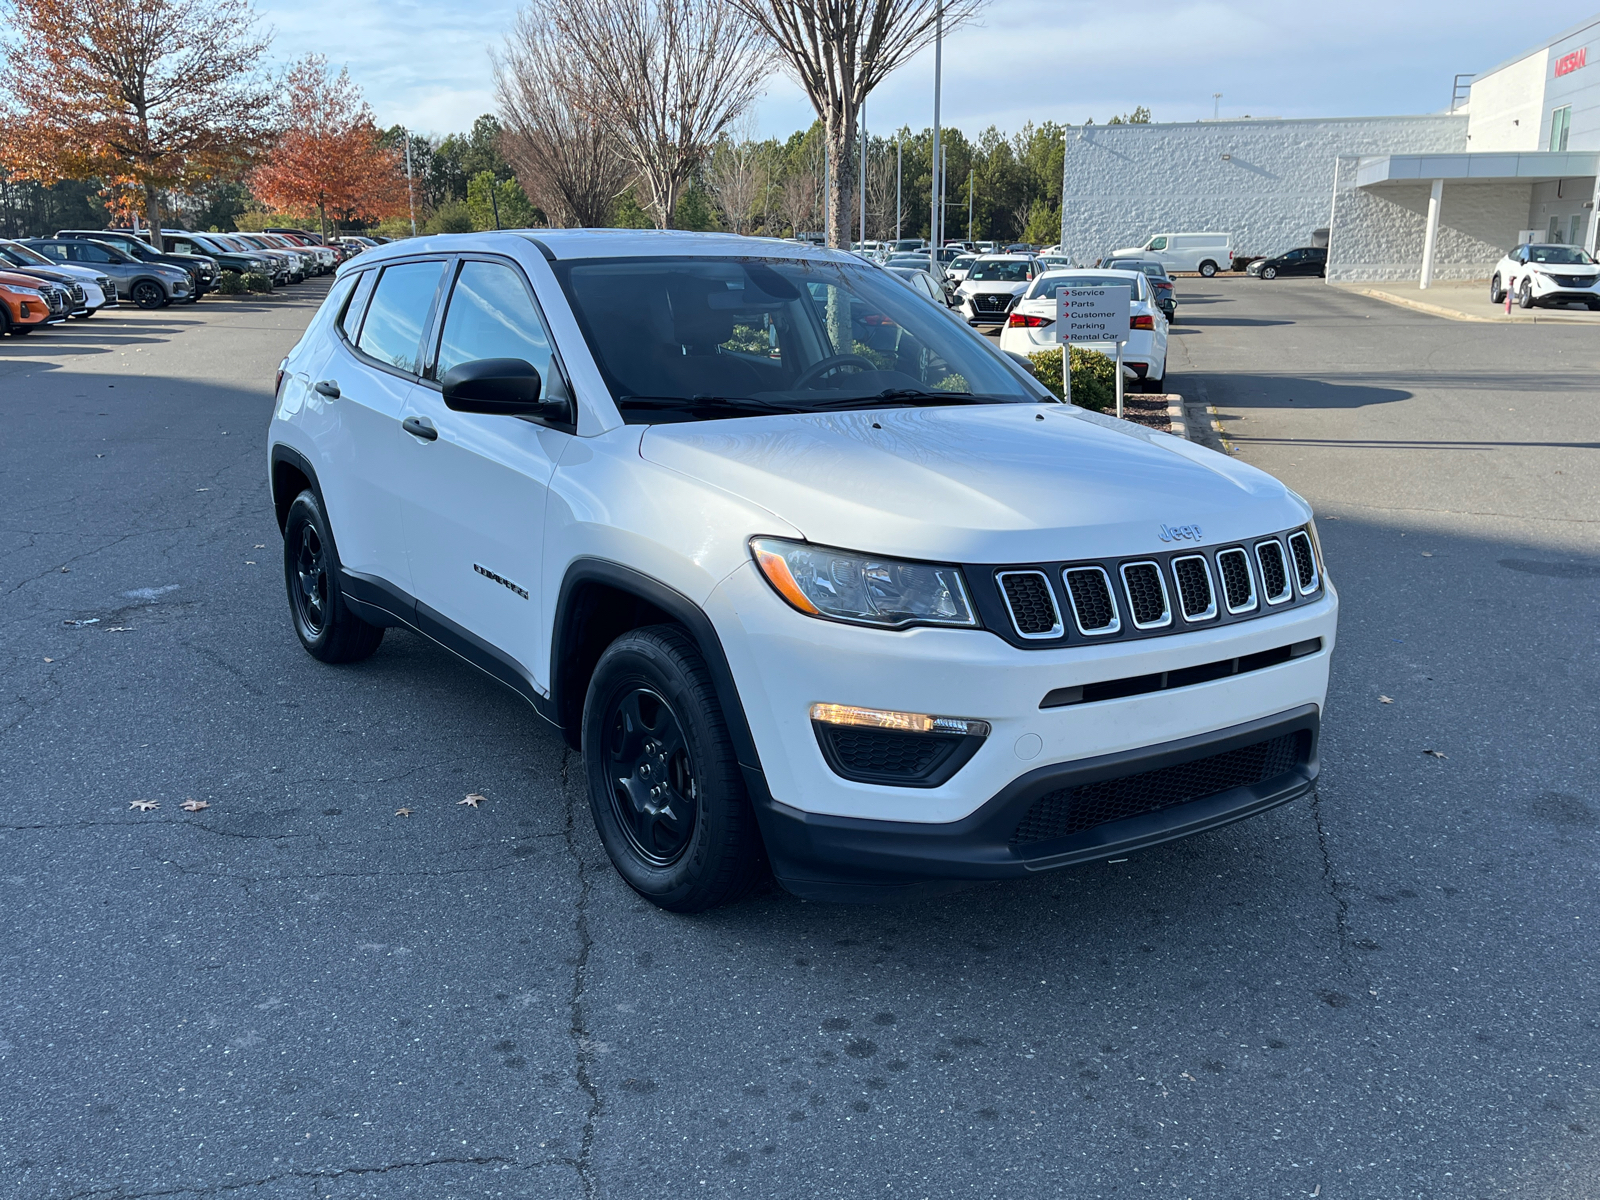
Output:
[[2, 277, 1597, 1198]]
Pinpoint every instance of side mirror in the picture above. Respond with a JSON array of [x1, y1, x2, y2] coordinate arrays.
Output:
[[441, 357, 571, 423]]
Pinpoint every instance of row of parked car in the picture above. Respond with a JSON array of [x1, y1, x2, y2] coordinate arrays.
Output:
[[0, 228, 381, 335]]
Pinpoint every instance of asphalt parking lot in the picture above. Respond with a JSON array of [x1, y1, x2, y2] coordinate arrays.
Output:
[[2, 277, 1597, 1199]]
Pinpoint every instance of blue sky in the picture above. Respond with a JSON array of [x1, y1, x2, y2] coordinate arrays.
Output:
[[257, 0, 1580, 138]]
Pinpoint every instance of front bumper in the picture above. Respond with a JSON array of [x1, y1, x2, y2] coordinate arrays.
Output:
[[757, 705, 1319, 901]]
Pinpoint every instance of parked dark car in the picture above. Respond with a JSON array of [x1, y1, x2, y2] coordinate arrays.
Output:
[[1247, 247, 1326, 279], [155, 229, 269, 278], [23, 238, 191, 308], [57, 229, 217, 299], [1104, 257, 1179, 323]]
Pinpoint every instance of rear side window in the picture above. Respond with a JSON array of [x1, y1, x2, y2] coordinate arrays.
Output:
[[339, 271, 376, 341], [434, 260, 563, 393], [356, 261, 444, 372]]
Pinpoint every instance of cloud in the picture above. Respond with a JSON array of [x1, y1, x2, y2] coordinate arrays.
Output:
[[254, 0, 1576, 139]]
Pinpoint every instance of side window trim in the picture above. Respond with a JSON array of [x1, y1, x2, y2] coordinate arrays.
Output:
[[338, 269, 377, 347], [423, 253, 577, 418], [347, 256, 449, 379]]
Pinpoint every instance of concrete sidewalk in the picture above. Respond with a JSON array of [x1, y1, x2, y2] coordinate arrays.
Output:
[[1332, 277, 1600, 324]]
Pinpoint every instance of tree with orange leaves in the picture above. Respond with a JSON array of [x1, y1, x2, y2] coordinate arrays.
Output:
[[0, 0, 274, 249], [250, 56, 409, 245]]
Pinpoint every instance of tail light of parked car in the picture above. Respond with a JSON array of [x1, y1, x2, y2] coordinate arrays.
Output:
[[1006, 313, 1054, 328], [1131, 314, 1155, 330]]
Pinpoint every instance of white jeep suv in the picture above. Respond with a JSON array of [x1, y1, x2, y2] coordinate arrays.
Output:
[[268, 231, 1337, 911]]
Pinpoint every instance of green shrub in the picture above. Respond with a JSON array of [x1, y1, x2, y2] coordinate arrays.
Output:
[[240, 271, 274, 293], [215, 271, 247, 295], [1027, 345, 1118, 412], [424, 200, 473, 235]]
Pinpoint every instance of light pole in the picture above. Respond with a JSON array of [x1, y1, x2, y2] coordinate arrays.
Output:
[[859, 98, 867, 251], [930, 0, 941, 276], [1212, 93, 1221, 121], [967, 168, 973, 243], [896, 134, 902, 242], [403, 129, 417, 236]]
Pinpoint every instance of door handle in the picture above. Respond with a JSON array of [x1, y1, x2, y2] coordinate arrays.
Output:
[[403, 416, 438, 442], [313, 379, 340, 398]]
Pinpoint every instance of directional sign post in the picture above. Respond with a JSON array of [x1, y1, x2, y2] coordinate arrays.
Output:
[[1055, 285, 1131, 418]]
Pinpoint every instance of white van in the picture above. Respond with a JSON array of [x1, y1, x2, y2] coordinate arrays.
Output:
[[1113, 232, 1233, 276]]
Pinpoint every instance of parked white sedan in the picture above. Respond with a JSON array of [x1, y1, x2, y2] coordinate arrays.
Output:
[[998, 268, 1169, 391], [1490, 243, 1600, 309]]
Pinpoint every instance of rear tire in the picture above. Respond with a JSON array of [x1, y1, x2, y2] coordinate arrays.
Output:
[[1199, 261, 1218, 277], [583, 625, 764, 913], [282, 490, 385, 663], [1489, 275, 1504, 304]]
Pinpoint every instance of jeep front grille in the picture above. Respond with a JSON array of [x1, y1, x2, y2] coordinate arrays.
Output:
[[1171, 555, 1217, 621], [1255, 540, 1291, 604], [997, 571, 1062, 638], [1119, 561, 1171, 628], [1215, 548, 1257, 613], [1062, 567, 1119, 635], [1287, 531, 1320, 594]]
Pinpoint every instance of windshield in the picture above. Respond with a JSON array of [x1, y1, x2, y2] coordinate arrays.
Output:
[[1528, 245, 1596, 265], [967, 260, 1032, 282], [949, 256, 976, 270], [1026, 274, 1142, 301], [554, 255, 1043, 423], [1106, 259, 1164, 277], [0, 241, 54, 266]]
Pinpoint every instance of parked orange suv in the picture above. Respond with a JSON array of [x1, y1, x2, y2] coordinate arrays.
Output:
[[0, 269, 68, 335]]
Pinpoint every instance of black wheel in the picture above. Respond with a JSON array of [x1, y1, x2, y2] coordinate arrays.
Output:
[[10, 325, 32, 336], [282, 489, 384, 663], [132, 281, 165, 309], [1199, 260, 1218, 277], [1261, 266, 1277, 280], [1518, 278, 1534, 309], [1489, 275, 1504, 304], [583, 626, 763, 912]]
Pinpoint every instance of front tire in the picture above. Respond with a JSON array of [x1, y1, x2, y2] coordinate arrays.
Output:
[[282, 490, 385, 663], [1518, 278, 1535, 309], [1199, 260, 1218, 277], [583, 626, 763, 912], [1261, 266, 1277, 280], [1489, 275, 1504, 304], [132, 281, 164, 310]]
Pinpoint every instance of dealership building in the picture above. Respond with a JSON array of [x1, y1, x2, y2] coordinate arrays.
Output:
[[1060, 14, 1600, 283]]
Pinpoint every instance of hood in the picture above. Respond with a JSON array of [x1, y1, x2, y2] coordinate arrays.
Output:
[[962, 280, 1028, 295], [640, 404, 1308, 564]]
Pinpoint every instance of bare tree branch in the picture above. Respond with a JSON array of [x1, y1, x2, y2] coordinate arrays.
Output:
[[542, 0, 771, 228], [494, 5, 629, 227], [731, 0, 986, 246]]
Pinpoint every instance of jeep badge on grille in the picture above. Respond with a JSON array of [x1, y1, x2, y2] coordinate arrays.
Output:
[[1158, 524, 1203, 543]]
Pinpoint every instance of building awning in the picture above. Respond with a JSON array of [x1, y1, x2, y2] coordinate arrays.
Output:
[[1354, 151, 1600, 186]]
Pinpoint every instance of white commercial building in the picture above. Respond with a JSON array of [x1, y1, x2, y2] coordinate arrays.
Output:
[[1060, 14, 1600, 284]]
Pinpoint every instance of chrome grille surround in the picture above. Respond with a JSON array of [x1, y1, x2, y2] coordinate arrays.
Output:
[[1215, 547, 1258, 614], [1062, 566, 1120, 636], [1170, 555, 1218, 622], [996, 570, 1063, 639], [1118, 561, 1172, 629], [1287, 531, 1320, 595], [1255, 539, 1292, 604]]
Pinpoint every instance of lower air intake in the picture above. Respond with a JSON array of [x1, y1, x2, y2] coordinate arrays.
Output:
[[1010, 731, 1307, 847]]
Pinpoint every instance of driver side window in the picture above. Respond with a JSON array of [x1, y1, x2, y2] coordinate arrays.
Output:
[[1147, 237, 1167, 251]]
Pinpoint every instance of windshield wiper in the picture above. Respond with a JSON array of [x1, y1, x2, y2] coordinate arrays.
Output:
[[618, 394, 805, 416], [800, 388, 992, 410]]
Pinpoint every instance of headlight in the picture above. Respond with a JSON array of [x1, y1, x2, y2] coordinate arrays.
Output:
[[8, 285, 43, 297], [751, 537, 976, 628]]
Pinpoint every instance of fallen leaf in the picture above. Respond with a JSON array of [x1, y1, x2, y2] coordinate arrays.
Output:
[[129, 799, 160, 812], [43, 657, 54, 663], [394, 807, 414, 818], [106, 626, 133, 633], [459, 793, 486, 809], [60, 567, 69, 573], [1312, 1186, 1321, 1198], [1421, 552, 1433, 557], [63, 618, 100, 626], [244, 561, 256, 565], [196, 488, 209, 492], [1423, 749, 1446, 759], [253, 544, 265, 549], [1378, 695, 1393, 704], [1180, 1071, 1196, 1082], [180, 799, 209, 813]]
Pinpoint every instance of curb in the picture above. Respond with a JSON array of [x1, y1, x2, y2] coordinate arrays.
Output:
[[1339, 284, 1600, 325]]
